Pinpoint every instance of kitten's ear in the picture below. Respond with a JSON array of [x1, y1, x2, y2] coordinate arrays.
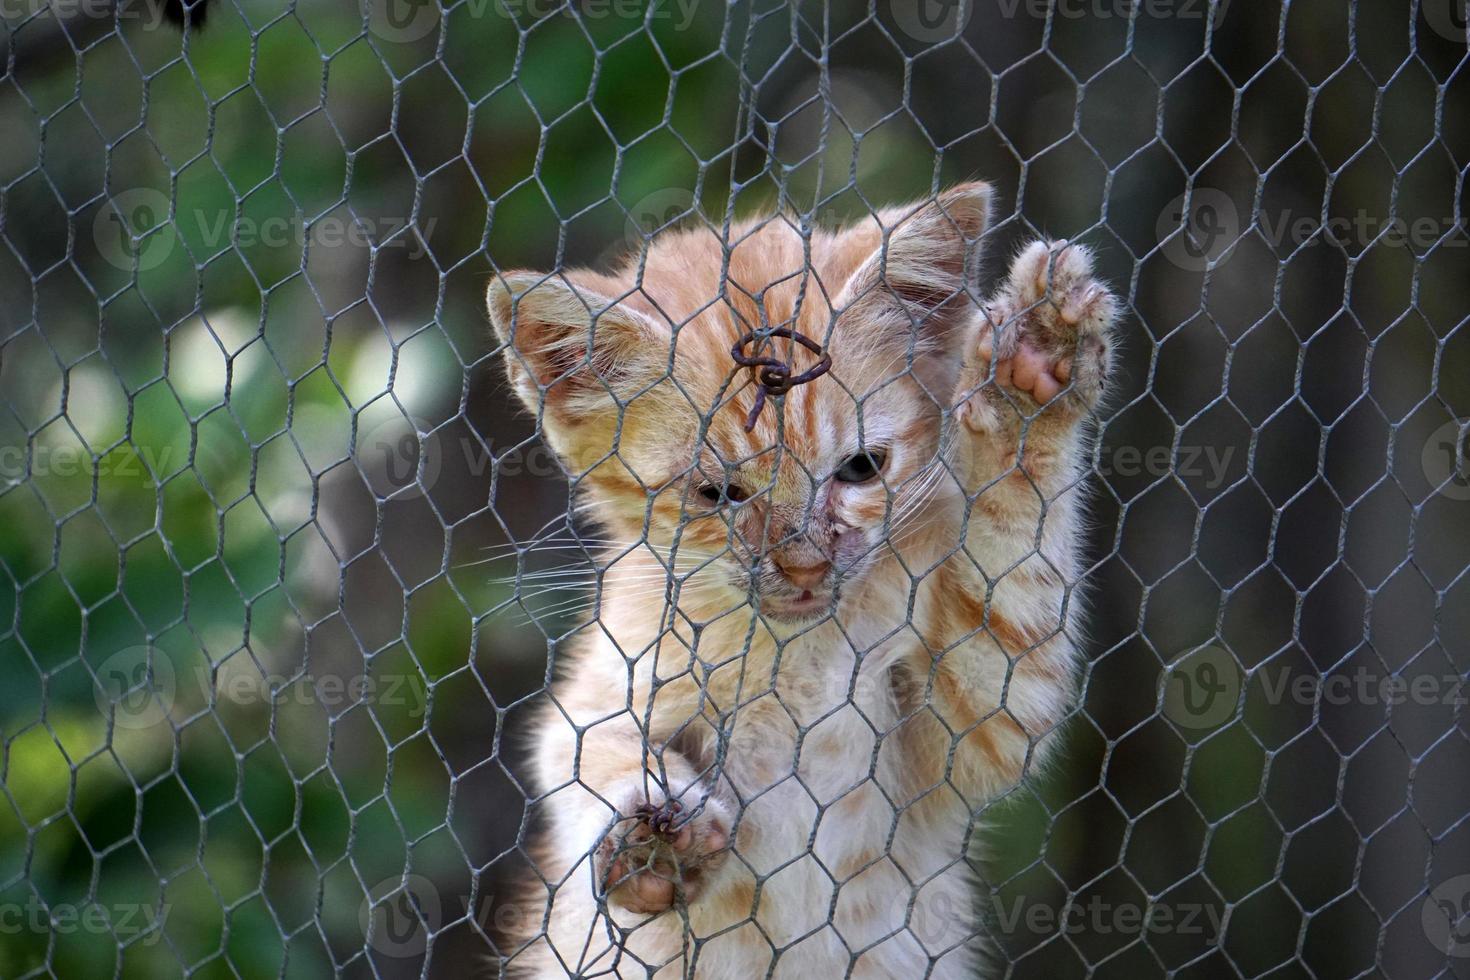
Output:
[[840, 181, 993, 395], [872, 181, 992, 307], [486, 272, 669, 420]]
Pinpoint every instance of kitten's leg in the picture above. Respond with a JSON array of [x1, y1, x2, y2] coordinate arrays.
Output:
[[533, 692, 733, 918], [955, 238, 1117, 493], [528, 705, 735, 976], [904, 241, 1119, 803]]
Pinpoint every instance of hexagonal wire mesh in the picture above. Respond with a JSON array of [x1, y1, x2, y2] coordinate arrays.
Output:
[[1, 0, 1469, 976]]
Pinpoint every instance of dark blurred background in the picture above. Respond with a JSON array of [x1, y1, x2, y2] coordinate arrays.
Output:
[[0, 0, 1467, 976]]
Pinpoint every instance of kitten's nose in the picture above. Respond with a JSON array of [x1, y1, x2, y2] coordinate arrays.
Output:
[[773, 557, 832, 590]]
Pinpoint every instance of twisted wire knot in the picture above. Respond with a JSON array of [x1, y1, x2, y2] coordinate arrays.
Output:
[[730, 327, 832, 431]]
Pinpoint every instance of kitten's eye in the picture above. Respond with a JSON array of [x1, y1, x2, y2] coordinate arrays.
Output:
[[834, 450, 887, 484], [696, 483, 749, 506]]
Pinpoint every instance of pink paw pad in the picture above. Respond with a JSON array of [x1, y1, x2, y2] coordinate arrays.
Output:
[[968, 239, 1116, 411], [976, 338, 1068, 405]]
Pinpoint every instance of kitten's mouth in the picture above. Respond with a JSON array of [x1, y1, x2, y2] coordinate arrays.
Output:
[[757, 589, 836, 622]]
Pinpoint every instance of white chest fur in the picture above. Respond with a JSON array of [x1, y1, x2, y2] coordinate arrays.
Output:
[[686, 621, 980, 976]]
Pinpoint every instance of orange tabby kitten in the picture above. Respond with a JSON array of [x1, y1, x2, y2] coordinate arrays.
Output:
[[487, 183, 1118, 978]]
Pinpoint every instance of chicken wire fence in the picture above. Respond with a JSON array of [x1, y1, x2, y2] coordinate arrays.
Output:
[[0, 0, 1468, 976]]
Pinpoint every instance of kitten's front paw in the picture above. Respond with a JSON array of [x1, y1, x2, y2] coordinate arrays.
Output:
[[595, 791, 730, 915], [958, 240, 1118, 429]]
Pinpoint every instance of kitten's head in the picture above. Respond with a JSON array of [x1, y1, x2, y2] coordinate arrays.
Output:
[[487, 183, 990, 624]]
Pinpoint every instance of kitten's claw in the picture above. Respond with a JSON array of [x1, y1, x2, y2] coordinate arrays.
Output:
[[957, 239, 1118, 431], [633, 799, 683, 834], [596, 792, 729, 915]]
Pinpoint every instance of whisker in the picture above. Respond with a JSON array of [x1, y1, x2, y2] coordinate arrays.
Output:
[[885, 461, 945, 533], [505, 582, 716, 625], [458, 538, 719, 571], [504, 575, 715, 605], [493, 576, 707, 592]]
